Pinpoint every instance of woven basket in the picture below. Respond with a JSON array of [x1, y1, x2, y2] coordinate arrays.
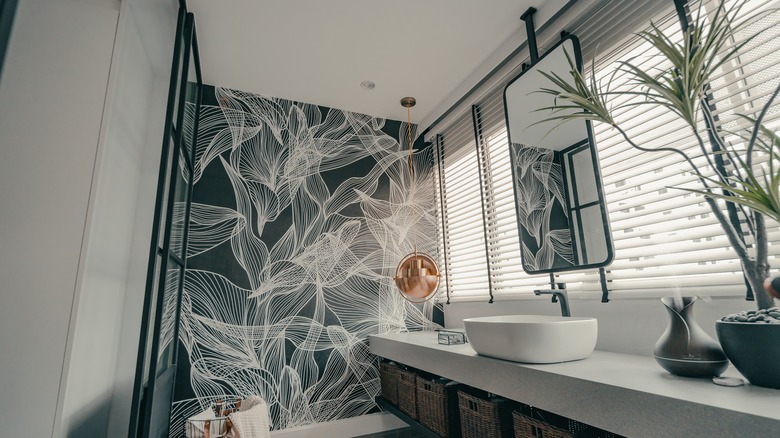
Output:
[[513, 408, 624, 438], [397, 367, 418, 419], [513, 411, 575, 438], [416, 375, 460, 437], [457, 390, 510, 438], [379, 361, 399, 404]]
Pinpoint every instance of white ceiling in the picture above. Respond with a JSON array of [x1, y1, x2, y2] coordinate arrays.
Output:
[[187, 0, 568, 127]]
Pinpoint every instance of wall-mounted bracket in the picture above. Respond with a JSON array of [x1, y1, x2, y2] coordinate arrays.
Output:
[[599, 268, 610, 303], [673, 0, 690, 32], [521, 7, 539, 64]]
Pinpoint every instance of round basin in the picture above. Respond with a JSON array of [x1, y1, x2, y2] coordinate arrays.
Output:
[[463, 315, 598, 364]]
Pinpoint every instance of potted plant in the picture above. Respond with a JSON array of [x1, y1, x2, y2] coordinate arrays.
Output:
[[535, 0, 780, 388]]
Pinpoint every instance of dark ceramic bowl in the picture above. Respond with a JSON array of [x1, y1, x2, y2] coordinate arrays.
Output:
[[716, 320, 780, 389]]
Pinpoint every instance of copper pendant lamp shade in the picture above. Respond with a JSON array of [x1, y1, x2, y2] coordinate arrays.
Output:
[[395, 253, 441, 302], [394, 97, 441, 303]]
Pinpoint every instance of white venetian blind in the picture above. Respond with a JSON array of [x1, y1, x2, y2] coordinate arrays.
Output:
[[473, 92, 553, 297], [431, 0, 780, 302], [431, 0, 675, 301], [588, 0, 780, 298], [433, 111, 490, 301]]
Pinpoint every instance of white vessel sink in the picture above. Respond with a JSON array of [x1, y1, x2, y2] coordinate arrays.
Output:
[[463, 315, 598, 364]]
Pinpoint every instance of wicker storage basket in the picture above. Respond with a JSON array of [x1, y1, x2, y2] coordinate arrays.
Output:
[[457, 390, 511, 438], [379, 361, 399, 404], [512, 411, 575, 438], [416, 375, 460, 437], [397, 367, 418, 419], [513, 407, 624, 438]]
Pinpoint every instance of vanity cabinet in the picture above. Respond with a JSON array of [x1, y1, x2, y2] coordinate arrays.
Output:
[[370, 332, 780, 438]]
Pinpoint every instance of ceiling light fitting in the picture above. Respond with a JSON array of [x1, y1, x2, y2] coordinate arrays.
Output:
[[360, 80, 376, 90], [393, 97, 441, 303]]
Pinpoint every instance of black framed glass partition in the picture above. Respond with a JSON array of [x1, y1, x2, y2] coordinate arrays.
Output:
[[129, 6, 202, 438]]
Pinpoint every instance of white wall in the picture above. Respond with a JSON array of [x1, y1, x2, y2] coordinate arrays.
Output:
[[106, 2, 176, 432], [58, 1, 161, 436], [0, 1, 120, 436], [105, 64, 173, 438], [444, 295, 755, 356], [0, 0, 176, 436], [58, 0, 177, 437]]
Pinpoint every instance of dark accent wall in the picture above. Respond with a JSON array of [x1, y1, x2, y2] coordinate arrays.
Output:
[[169, 85, 439, 433], [0, 0, 18, 80]]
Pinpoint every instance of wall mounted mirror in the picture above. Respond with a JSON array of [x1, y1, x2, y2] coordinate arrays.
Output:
[[503, 35, 613, 274]]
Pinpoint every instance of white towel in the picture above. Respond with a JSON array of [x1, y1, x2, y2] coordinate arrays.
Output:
[[238, 396, 265, 412], [228, 401, 271, 438]]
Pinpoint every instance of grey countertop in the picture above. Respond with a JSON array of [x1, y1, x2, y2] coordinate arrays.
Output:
[[370, 331, 780, 438]]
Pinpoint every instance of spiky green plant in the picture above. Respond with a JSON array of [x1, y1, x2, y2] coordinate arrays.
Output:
[[536, 0, 779, 309]]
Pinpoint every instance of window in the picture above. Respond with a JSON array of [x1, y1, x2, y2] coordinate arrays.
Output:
[[433, 112, 490, 302], [473, 93, 552, 299], [590, 0, 780, 298], [430, 0, 780, 302]]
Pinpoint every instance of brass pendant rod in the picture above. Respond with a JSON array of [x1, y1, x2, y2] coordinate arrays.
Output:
[[407, 104, 418, 256]]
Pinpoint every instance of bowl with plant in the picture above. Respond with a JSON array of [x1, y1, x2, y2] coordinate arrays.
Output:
[[534, 0, 780, 388]]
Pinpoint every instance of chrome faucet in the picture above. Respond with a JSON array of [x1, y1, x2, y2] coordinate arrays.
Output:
[[534, 283, 571, 317]]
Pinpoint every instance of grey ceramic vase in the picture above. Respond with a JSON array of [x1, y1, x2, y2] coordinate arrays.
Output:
[[653, 296, 728, 377]]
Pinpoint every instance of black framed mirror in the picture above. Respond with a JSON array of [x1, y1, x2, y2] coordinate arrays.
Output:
[[503, 35, 613, 274]]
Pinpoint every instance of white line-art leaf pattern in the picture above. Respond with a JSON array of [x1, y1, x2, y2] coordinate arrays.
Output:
[[170, 87, 441, 435], [511, 143, 573, 271], [185, 203, 245, 258]]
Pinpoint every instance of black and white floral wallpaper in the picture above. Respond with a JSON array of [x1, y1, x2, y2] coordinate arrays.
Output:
[[169, 86, 440, 434]]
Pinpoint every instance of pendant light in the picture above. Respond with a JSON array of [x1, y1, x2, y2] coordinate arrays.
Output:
[[394, 97, 441, 303]]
